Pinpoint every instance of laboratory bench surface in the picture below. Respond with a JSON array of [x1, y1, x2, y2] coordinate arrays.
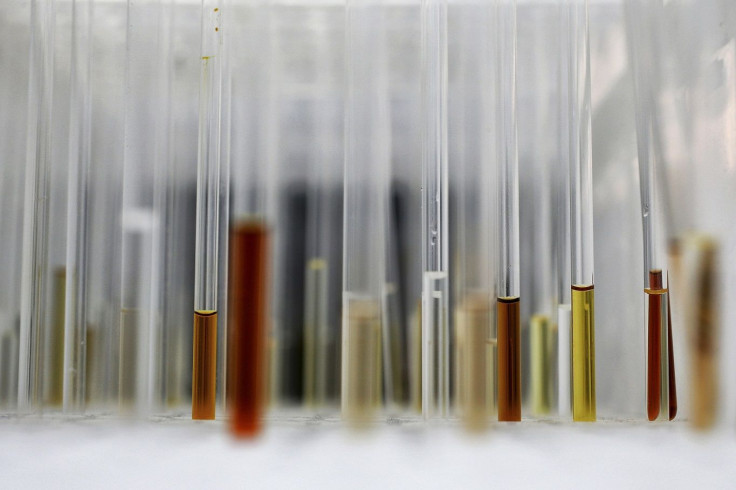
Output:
[[0, 413, 733, 488]]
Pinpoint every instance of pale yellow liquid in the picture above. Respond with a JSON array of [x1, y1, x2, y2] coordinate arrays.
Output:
[[455, 295, 492, 431], [303, 258, 327, 408], [343, 300, 381, 427], [530, 314, 555, 416]]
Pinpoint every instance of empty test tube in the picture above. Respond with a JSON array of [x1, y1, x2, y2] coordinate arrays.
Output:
[[555, 0, 572, 420], [63, 0, 94, 412], [18, 0, 56, 412], [420, 0, 450, 421]]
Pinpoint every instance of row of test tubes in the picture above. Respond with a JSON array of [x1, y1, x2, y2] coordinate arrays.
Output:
[[0, 0, 734, 435]]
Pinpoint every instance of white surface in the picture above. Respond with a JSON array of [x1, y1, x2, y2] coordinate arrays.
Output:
[[1, 415, 734, 489]]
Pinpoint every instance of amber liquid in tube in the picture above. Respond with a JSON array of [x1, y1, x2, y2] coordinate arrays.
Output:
[[192, 310, 217, 419], [228, 222, 269, 437], [646, 270, 677, 421], [497, 296, 521, 421]]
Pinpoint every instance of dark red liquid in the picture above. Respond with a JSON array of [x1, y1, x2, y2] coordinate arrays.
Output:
[[667, 285, 677, 421], [228, 222, 269, 437], [497, 297, 521, 422], [647, 270, 677, 421]]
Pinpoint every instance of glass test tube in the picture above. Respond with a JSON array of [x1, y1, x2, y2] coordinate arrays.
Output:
[[0, 0, 28, 409], [44, 2, 74, 409], [342, 0, 390, 427], [528, 7, 558, 418], [73, 0, 122, 410], [149, 0, 176, 413], [120, 0, 143, 414], [48, 267, 65, 407], [451, 0, 496, 430], [18, 0, 56, 411], [213, 0, 231, 414], [302, 9, 343, 411], [654, 2, 701, 427], [227, 0, 272, 437], [625, 0, 676, 422], [681, 234, 718, 430], [192, 0, 222, 421], [495, 0, 521, 423], [63, 0, 94, 412], [421, 0, 450, 420], [90, 0, 129, 409], [0, 124, 22, 407], [529, 7, 559, 417], [555, 0, 572, 419], [567, 0, 595, 422], [119, 0, 171, 414], [660, 2, 729, 430]]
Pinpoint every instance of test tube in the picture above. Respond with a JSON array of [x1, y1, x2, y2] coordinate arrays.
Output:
[[18, 0, 56, 411], [63, 0, 94, 412], [228, 0, 272, 437], [421, 0, 449, 420], [302, 9, 343, 411], [495, 0, 521, 423], [451, 0, 496, 430], [0, 1, 29, 409], [192, 0, 222, 421], [625, 0, 676, 422], [342, 0, 390, 427], [681, 234, 718, 429], [566, 0, 595, 422], [145, 0, 176, 413], [0, 152, 21, 407], [527, 7, 558, 419], [45, 1, 75, 407], [118, 0, 171, 414], [555, 0, 572, 420], [85, 0, 128, 410], [660, 1, 729, 430], [46, 266, 64, 407]]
